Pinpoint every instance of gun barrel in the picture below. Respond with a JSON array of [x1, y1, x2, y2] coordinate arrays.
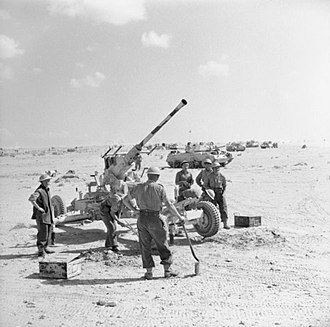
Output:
[[106, 99, 187, 180], [137, 99, 187, 149]]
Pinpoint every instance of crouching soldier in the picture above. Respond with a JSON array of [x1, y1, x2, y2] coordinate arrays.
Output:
[[100, 176, 135, 253]]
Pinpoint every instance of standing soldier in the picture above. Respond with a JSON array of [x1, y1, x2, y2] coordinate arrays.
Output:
[[196, 158, 213, 191], [28, 174, 55, 257], [132, 167, 185, 280], [134, 154, 142, 171], [175, 160, 194, 202], [204, 161, 230, 230]]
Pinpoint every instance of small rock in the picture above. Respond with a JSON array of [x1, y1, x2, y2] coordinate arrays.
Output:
[[96, 300, 117, 307]]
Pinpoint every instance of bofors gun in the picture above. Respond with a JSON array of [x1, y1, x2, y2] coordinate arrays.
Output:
[[104, 99, 187, 185]]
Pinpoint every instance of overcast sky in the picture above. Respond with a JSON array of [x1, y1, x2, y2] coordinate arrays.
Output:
[[0, 0, 329, 148]]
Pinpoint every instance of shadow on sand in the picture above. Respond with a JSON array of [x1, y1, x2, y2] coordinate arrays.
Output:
[[25, 273, 198, 285]]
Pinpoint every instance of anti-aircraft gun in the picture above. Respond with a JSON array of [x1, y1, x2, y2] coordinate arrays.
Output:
[[52, 99, 221, 238], [52, 99, 188, 224], [102, 99, 187, 187]]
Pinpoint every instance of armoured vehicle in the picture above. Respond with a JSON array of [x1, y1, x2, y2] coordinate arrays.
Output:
[[246, 140, 259, 148], [51, 99, 221, 238], [226, 142, 246, 152], [166, 147, 233, 168]]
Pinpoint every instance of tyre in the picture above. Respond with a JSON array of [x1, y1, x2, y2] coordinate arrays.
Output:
[[51, 195, 66, 217], [193, 201, 220, 237]]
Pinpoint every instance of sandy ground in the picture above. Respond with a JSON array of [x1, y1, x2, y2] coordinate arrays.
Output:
[[0, 145, 329, 327]]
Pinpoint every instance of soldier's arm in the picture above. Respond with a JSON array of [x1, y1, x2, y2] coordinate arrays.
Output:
[[204, 175, 211, 189], [175, 172, 181, 186], [175, 172, 187, 187], [222, 175, 227, 193], [28, 192, 45, 213], [189, 173, 194, 186], [164, 199, 184, 221], [161, 188, 184, 221]]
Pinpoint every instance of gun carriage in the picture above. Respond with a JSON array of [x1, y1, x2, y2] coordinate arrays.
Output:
[[51, 99, 220, 238]]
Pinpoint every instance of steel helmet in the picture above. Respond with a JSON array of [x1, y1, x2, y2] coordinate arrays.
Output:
[[204, 158, 212, 164], [205, 189, 215, 200], [147, 167, 161, 175], [212, 161, 221, 168], [39, 173, 52, 182]]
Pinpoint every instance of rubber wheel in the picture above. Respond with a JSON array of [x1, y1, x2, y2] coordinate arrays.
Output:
[[51, 195, 66, 217], [193, 201, 220, 237]]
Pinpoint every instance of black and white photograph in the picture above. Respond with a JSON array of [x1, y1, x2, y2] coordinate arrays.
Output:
[[0, 0, 329, 326]]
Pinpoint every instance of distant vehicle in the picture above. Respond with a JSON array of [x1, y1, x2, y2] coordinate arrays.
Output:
[[168, 143, 178, 150], [260, 141, 271, 149], [166, 149, 233, 168], [226, 142, 246, 152], [246, 140, 259, 148]]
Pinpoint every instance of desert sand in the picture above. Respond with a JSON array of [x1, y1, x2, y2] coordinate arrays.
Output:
[[0, 144, 329, 327]]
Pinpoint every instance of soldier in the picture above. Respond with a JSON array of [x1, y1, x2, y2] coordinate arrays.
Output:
[[175, 160, 194, 202], [204, 161, 230, 230], [134, 154, 142, 171], [100, 177, 136, 253], [196, 158, 213, 190], [132, 167, 185, 280], [28, 174, 56, 257]]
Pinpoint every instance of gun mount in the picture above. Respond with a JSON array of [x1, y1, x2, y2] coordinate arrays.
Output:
[[104, 99, 187, 184]]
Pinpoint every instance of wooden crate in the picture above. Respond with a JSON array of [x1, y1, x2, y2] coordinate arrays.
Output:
[[234, 215, 261, 227], [39, 253, 83, 279]]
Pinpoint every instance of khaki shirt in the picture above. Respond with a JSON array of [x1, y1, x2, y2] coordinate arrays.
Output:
[[196, 169, 212, 187], [132, 180, 168, 212], [204, 172, 227, 192], [175, 170, 194, 195]]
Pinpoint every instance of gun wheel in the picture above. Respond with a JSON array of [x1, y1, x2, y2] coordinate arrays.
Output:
[[193, 201, 220, 237], [51, 195, 66, 217]]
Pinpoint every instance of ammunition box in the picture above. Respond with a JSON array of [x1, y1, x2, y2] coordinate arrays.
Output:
[[234, 215, 261, 227], [39, 253, 83, 279]]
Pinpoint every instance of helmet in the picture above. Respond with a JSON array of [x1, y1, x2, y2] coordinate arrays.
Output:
[[204, 158, 212, 164], [39, 173, 52, 182], [181, 160, 189, 166], [147, 167, 161, 175], [212, 161, 221, 168], [205, 189, 215, 200]]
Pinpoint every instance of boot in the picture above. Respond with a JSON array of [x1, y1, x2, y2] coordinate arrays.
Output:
[[44, 247, 55, 254], [50, 232, 55, 246], [144, 268, 153, 280], [111, 246, 119, 253], [38, 246, 46, 258], [223, 220, 230, 230], [164, 264, 179, 278]]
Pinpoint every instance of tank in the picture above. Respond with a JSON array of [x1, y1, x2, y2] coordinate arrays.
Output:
[[166, 148, 233, 168]]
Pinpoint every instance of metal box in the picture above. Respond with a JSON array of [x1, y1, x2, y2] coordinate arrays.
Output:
[[234, 215, 261, 227], [39, 253, 83, 279]]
